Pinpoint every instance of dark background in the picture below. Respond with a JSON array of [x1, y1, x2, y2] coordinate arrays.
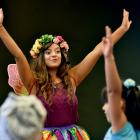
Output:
[[0, 0, 140, 139]]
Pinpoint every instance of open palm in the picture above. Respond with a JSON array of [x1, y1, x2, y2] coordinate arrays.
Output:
[[121, 9, 132, 31]]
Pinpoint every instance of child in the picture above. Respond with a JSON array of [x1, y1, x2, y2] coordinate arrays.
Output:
[[101, 26, 140, 139], [0, 92, 47, 140]]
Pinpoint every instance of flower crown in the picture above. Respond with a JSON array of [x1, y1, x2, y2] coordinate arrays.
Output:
[[30, 34, 69, 58]]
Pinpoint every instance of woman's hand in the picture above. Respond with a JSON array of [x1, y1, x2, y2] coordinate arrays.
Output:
[[0, 8, 4, 27], [121, 9, 132, 32]]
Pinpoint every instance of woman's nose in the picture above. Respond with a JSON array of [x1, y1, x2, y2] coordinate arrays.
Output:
[[51, 51, 57, 56]]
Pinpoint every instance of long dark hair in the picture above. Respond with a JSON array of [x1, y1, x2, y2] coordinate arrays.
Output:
[[101, 83, 140, 130], [122, 85, 140, 130]]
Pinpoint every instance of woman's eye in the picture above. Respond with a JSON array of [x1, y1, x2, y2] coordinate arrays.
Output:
[[56, 50, 61, 54], [45, 51, 51, 55]]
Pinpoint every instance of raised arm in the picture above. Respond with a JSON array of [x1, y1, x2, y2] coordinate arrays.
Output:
[[102, 26, 127, 132], [0, 8, 34, 92], [69, 9, 132, 87]]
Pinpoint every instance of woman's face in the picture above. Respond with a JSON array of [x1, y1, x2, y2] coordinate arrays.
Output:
[[44, 43, 61, 69]]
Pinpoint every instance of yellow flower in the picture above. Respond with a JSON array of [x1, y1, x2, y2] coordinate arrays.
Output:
[[35, 39, 42, 49], [32, 45, 40, 54]]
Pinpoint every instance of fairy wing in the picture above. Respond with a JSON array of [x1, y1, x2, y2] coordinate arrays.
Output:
[[7, 64, 28, 95]]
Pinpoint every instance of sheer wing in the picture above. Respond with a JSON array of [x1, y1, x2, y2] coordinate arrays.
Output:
[[7, 64, 28, 95]]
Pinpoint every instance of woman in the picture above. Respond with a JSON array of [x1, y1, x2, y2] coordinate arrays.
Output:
[[0, 8, 131, 139], [101, 26, 140, 139]]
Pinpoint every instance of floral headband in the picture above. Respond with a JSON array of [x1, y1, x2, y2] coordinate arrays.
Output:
[[30, 34, 69, 58]]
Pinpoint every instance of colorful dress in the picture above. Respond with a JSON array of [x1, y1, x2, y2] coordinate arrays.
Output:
[[7, 64, 90, 140]]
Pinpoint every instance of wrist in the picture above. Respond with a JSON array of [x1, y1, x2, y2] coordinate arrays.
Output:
[[120, 25, 128, 32], [0, 24, 4, 32], [104, 54, 114, 60]]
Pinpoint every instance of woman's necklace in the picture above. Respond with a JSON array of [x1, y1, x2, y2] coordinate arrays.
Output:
[[52, 83, 57, 89], [52, 81, 62, 93]]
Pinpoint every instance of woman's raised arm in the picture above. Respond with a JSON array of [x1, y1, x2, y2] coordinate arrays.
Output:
[[69, 9, 132, 87], [0, 8, 34, 91]]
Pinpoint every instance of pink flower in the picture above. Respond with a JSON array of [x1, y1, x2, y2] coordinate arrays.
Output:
[[53, 36, 64, 44], [56, 36, 63, 42], [53, 38, 60, 44], [60, 41, 69, 52]]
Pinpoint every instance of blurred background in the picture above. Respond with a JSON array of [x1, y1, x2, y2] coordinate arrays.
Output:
[[0, 0, 140, 139]]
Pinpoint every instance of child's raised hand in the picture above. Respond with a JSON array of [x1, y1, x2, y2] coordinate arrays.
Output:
[[102, 26, 113, 58]]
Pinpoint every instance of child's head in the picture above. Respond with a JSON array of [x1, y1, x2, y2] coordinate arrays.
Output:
[[101, 78, 140, 130], [0, 92, 47, 140]]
